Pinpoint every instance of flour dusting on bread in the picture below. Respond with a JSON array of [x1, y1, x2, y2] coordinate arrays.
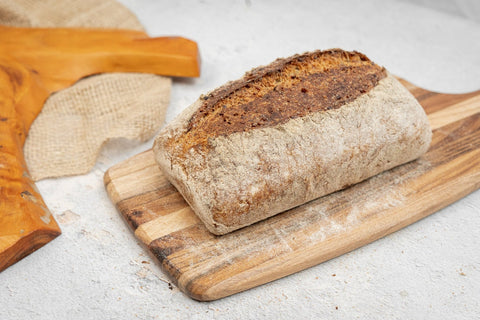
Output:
[[154, 49, 432, 235]]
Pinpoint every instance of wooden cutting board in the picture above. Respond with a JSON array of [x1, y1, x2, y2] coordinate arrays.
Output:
[[104, 79, 480, 301]]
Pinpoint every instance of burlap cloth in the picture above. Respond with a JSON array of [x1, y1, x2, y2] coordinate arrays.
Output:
[[0, 0, 171, 181]]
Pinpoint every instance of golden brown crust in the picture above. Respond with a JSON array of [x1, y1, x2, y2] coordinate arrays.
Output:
[[175, 49, 386, 154]]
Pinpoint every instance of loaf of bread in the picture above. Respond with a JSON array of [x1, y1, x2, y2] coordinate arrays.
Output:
[[153, 49, 432, 235]]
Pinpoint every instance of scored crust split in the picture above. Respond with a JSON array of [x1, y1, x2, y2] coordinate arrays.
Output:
[[153, 49, 432, 235]]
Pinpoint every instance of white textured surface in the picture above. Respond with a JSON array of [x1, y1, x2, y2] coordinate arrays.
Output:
[[1, 0, 479, 319]]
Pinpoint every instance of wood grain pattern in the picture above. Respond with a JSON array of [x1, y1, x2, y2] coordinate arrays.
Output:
[[0, 26, 200, 272], [104, 80, 480, 301]]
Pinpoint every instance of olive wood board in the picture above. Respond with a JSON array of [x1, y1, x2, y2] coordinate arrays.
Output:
[[104, 79, 480, 301], [0, 26, 200, 272]]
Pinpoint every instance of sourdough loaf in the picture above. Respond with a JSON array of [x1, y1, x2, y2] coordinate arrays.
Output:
[[153, 49, 432, 235]]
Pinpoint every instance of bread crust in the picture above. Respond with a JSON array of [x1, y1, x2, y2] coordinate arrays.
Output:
[[171, 49, 386, 155], [153, 50, 431, 235]]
